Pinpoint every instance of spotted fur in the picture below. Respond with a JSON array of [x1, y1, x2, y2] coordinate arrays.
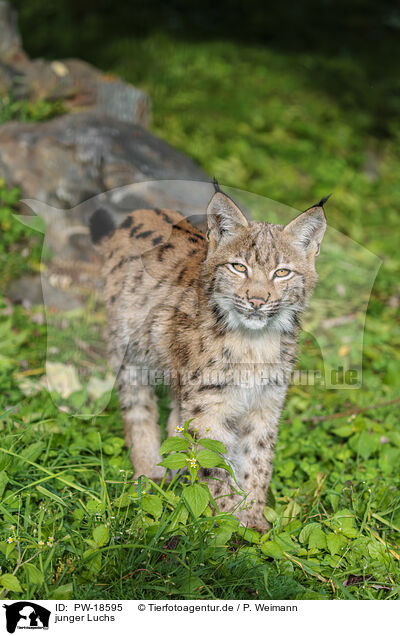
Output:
[[91, 191, 326, 529]]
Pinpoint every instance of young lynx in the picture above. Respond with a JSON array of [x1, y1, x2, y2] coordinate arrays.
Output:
[[90, 187, 327, 529]]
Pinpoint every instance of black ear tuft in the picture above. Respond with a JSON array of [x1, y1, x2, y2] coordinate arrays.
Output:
[[212, 177, 222, 193], [89, 208, 115, 244], [315, 194, 332, 208]]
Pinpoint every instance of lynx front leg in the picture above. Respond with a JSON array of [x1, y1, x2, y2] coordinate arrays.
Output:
[[120, 384, 165, 481], [235, 408, 280, 530], [179, 399, 247, 517]]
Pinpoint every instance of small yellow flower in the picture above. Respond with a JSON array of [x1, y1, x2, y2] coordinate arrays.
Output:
[[9, 525, 15, 531], [47, 541, 53, 547], [175, 426, 184, 432], [38, 540, 44, 547], [7, 537, 14, 544], [141, 490, 146, 494]]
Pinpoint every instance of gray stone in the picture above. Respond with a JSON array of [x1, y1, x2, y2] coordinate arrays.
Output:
[[0, 1, 26, 64], [0, 112, 208, 210], [2, 112, 211, 310]]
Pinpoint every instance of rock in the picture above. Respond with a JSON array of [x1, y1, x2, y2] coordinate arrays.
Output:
[[0, 1, 27, 64], [0, 111, 208, 210], [2, 112, 211, 310], [0, 1, 211, 312], [0, 2, 150, 126]]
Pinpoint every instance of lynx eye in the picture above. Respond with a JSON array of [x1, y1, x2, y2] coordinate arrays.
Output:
[[274, 268, 291, 278], [230, 263, 247, 274]]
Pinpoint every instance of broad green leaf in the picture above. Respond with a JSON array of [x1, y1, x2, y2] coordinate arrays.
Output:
[[0, 470, 8, 498], [49, 582, 73, 599], [275, 532, 300, 554], [183, 484, 209, 517], [199, 438, 227, 454], [141, 495, 163, 519], [349, 432, 380, 459], [0, 573, 22, 592], [236, 525, 260, 544], [308, 527, 327, 550], [260, 540, 284, 559], [160, 437, 190, 454], [196, 449, 222, 468], [333, 425, 354, 437], [299, 523, 322, 544], [159, 453, 187, 469], [86, 500, 105, 515], [25, 563, 44, 585], [326, 532, 347, 555], [114, 493, 130, 508], [93, 524, 109, 547], [263, 506, 278, 524]]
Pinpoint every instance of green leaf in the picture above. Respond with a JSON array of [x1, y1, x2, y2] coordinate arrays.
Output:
[[333, 425, 354, 438], [92, 524, 109, 547], [349, 432, 380, 459], [36, 485, 67, 506], [141, 495, 163, 519], [263, 506, 278, 524], [25, 563, 44, 585], [209, 525, 234, 546], [183, 483, 209, 517], [281, 499, 301, 526], [49, 582, 73, 599], [168, 502, 188, 530], [0, 470, 8, 498], [260, 540, 284, 559], [159, 453, 187, 469], [236, 526, 260, 544], [299, 523, 322, 544], [326, 532, 348, 555], [196, 449, 222, 468], [199, 438, 227, 454], [308, 527, 327, 550], [0, 573, 22, 592], [160, 437, 190, 454]]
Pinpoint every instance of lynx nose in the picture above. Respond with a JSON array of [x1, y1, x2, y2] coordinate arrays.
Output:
[[248, 294, 270, 310]]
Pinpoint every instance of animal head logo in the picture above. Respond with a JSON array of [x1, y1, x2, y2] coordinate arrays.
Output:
[[3, 602, 51, 633]]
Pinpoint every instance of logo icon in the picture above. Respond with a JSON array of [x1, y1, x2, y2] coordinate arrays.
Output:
[[3, 602, 51, 633]]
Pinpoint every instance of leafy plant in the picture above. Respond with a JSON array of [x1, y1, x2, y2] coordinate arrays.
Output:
[[0, 94, 65, 126]]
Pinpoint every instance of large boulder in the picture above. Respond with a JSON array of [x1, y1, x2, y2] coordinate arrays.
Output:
[[0, 112, 207, 210], [1, 112, 210, 310], [0, 1, 211, 310]]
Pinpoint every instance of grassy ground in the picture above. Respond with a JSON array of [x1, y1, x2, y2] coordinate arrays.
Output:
[[0, 34, 399, 600]]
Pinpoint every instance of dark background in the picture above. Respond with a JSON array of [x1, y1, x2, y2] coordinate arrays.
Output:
[[9, 0, 400, 135]]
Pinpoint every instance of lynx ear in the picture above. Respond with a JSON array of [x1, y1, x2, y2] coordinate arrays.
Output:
[[284, 201, 327, 257], [206, 191, 248, 245]]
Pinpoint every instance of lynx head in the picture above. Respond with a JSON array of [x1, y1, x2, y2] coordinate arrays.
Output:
[[202, 190, 327, 333]]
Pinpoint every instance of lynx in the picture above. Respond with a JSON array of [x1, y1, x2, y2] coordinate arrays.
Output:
[[90, 187, 327, 529]]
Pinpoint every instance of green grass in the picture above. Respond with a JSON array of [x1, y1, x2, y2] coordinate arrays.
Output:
[[0, 34, 400, 600]]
